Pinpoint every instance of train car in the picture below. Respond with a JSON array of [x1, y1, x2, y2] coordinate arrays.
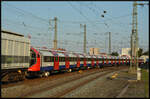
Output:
[[78, 53, 84, 69], [98, 55, 103, 68], [79, 53, 87, 70], [73, 53, 81, 70], [138, 57, 144, 65], [28, 48, 82, 77], [95, 55, 99, 68], [91, 55, 95, 68], [68, 52, 78, 71], [93, 55, 97, 67], [111, 56, 115, 66], [1, 30, 30, 82], [86, 54, 92, 69], [28, 48, 73, 77]]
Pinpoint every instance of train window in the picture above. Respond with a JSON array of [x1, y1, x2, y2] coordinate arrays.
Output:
[[51, 56, 54, 62], [50, 56, 51, 62], [37, 54, 40, 58], [44, 56, 51, 62], [70, 57, 72, 61], [25, 56, 29, 63], [59, 57, 61, 62], [1, 55, 5, 64], [14, 56, 18, 63], [55, 57, 58, 61], [30, 50, 36, 66], [60, 57, 63, 61], [87, 58, 89, 61], [80, 58, 82, 61], [66, 57, 68, 61], [68, 57, 71, 61]]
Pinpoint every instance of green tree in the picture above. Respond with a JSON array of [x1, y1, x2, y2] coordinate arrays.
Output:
[[142, 50, 149, 56], [138, 48, 143, 57], [111, 52, 119, 56]]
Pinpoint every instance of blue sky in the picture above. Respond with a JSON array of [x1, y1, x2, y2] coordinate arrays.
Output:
[[1, 1, 149, 54]]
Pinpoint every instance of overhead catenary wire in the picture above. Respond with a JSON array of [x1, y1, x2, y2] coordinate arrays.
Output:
[[4, 3, 49, 25]]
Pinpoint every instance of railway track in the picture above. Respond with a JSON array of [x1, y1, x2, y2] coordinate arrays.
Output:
[[21, 66, 126, 98], [2, 66, 128, 98], [1, 66, 119, 87]]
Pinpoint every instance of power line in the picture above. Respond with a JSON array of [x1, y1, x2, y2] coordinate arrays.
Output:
[[4, 3, 49, 25], [68, 2, 100, 29]]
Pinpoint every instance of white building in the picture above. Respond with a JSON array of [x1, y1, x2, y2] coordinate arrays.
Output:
[[89, 48, 100, 55], [121, 48, 140, 57], [121, 48, 131, 57]]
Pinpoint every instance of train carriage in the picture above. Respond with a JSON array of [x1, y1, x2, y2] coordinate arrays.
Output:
[[95, 55, 99, 67], [78, 53, 84, 68], [93, 55, 97, 67], [111, 56, 115, 65], [98, 55, 103, 68], [91, 55, 95, 68], [72, 53, 81, 70], [86, 54, 92, 69], [108, 56, 112, 65], [57, 51, 67, 70], [114, 56, 117, 65], [79, 53, 87, 70], [1, 30, 30, 82], [68, 52, 77, 70]]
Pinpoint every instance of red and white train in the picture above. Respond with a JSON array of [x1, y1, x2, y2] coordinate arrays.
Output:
[[27, 47, 143, 77], [1, 30, 144, 82]]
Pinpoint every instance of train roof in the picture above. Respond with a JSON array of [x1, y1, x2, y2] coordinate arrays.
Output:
[[2, 30, 24, 37], [40, 50, 54, 56]]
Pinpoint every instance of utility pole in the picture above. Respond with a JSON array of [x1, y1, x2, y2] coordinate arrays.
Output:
[[84, 24, 86, 54], [54, 17, 57, 50], [109, 32, 111, 55], [129, 34, 133, 72], [131, 1, 148, 80], [80, 24, 86, 54]]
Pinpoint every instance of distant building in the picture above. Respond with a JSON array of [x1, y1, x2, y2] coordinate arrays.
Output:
[[121, 48, 139, 57], [121, 48, 131, 57], [89, 48, 100, 55], [99, 53, 107, 56]]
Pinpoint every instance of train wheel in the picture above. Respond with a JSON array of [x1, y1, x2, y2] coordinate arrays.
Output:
[[87, 67, 90, 69], [44, 72, 50, 77], [68, 69, 72, 73]]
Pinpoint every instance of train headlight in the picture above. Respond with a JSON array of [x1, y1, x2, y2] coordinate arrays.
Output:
[[18, 70, 22, 74]]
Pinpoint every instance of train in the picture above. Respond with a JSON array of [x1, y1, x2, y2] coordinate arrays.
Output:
[[1, 30, 144, 82]]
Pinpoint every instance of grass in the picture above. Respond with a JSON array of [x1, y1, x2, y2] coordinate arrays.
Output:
[[141, 69, 149, 98]]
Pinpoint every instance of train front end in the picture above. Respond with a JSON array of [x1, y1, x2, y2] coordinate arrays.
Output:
[[27, 47, 41, 77]]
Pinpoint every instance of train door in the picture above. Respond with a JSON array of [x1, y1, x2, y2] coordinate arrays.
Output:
[[115, 58, 117, 65], [122, 59, 124, 64], [54, 56, 59, 70], [111, 58, 113, 65], [126, 58, 128, 65], [65, 56, 70, 69], [28, 48, 40, 71], [77, 57, 80, 68], [96, 58, 99, 66], [84, 57, 87, 67], [102, 57, 104, 65], [91, 58, 94, 67], [119, 59, 121, 65], [106, 58, 108, 64]]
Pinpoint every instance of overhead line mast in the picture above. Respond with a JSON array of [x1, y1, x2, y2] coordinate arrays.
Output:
[[130, 1, 148, 80]]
